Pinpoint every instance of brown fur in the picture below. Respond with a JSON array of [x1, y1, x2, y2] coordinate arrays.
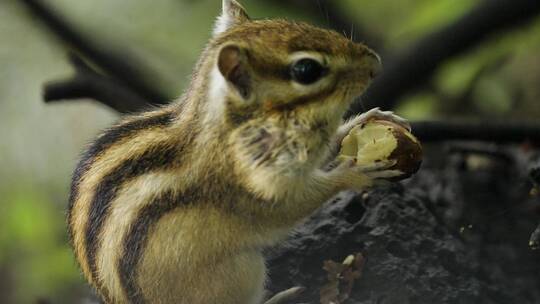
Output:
[[68, 1, 387, 303]]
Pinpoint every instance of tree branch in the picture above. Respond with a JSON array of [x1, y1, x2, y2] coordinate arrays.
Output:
[[348, 0, 540, 115], [531, 161, 540, 186], [19, 0, 171, 106], [445, 142, 514, 164], [411, 120, 540, 143], [45, 54, 151, 113], [265, 0, 382, 50], [25, 0, 540, 146]]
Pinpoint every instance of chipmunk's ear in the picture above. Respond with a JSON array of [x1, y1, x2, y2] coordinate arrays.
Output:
[[213, 0, 250, 37], [217, 44, 252, 101]]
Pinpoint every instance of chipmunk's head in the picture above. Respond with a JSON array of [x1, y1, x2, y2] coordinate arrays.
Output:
[[205, 0, 381, 171]]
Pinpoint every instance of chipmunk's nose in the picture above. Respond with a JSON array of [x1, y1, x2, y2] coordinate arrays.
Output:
[[364, 49, 382, 79]]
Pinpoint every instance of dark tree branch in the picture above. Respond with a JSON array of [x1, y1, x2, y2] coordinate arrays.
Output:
[[19, 0, 171, 106], [24, 0, 540, 146], [411, 120, 540, 143], [265, 0, 382, 50], [45, 54, 151, 113], [348, 0, 540, 116], [445, 142, 514, 164], [531, 161, 540, 186]]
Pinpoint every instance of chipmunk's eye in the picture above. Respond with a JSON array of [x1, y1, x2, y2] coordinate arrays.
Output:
[[290, 58, 325, 85]]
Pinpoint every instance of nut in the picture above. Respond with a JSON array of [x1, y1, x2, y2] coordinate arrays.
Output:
[[338, 120, 422, 180]]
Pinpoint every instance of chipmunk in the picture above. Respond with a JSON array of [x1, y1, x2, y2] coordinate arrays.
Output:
[[68, 1, 410, 303]]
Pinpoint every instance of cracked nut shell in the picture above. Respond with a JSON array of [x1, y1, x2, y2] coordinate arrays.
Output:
[[339, 120, 422, 180]]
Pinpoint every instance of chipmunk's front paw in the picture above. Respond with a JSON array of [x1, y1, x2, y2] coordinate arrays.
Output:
[[329, 158, 402, 190], [352, 107, 411, 131]]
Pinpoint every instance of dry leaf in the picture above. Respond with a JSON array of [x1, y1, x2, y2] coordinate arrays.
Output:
[[320, 253, 366, 304]]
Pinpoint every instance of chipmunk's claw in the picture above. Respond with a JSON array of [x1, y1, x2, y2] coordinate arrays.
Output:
[[264, 286, 306, 304], [366, 169, 403, 179], [327, 158, 402, 191], [355, 160, 402, 180], [357, 107, 411, 132], [356, 159, 397, 173]]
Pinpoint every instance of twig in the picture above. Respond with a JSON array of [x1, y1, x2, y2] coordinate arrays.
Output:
[[349, 0, 540, 115], [19, 0, 171, 106], [411, 120, 540, 143], [445, 142, 514, 164], [45, 54, 151, 113]]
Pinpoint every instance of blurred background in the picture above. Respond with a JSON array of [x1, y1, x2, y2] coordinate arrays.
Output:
[[1, 0, 539, 303]]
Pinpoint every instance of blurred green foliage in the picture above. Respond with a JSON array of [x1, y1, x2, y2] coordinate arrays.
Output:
[[0, 188, 81, 303], [341, 0, 479, 48], [1, 0, 539, 303]]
